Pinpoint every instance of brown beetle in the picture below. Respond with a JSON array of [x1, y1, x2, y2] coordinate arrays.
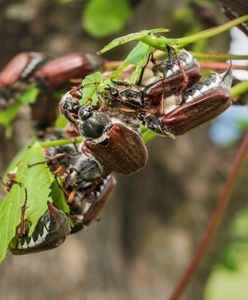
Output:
[[106, 49, 201, 109], [77, 105, 148, 174], [83, 124, 148, 174], [143, 49, 201, 105], [141, 70, 233, 137], [36, 53, 103, 90], [0, 52, 47, 89], [10, 203, 70, 255]]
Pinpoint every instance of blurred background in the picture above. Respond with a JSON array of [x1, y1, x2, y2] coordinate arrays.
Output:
[[0, 0, 248, 299]]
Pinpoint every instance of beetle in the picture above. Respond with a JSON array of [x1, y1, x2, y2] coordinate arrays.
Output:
[[35, 53, 103, 90], [39, 130, 117, 233], [67, 174, 116, 233], [105, 49, 201, 109], [77, 105, 148, 175], [0, 52, 47, 89], [10, 202, 70, 255], [140, 70, 233, 137], [143, 49, 201, 103], [0, 52, 47, 108]]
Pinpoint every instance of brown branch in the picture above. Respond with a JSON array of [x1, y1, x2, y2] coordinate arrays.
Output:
[[200, 62, 248, 71]]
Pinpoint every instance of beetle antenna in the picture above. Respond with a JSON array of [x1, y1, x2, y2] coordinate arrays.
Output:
[[222, 61, 233, 87]]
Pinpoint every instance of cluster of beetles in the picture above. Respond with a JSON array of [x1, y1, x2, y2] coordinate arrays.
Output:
[[0, 47, 233, 254]]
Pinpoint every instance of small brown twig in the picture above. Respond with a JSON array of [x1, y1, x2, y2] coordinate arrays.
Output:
[[200, 62, 248, 71]]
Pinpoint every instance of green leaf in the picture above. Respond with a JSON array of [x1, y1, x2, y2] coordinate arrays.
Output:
[[18, 143, 55, 233], [0, 88, 39, 128], [55, 115, 68, 129], [83, 71, 103, 86], [238, 120, 248, 130], [3, 138, 36, 179], [81, 72, 103, 105], [50, 181, 69, 213], [19, 87, 39, 104], [0, 101, 22, 127], [98, 28, 169, 54], [83, 0, 132, 37], [0, 184, 25, 262], [141, 126, 157, 143], [129, 44, 153, 84], [113, 42, 153, 82], [0, 142, 56, 262]]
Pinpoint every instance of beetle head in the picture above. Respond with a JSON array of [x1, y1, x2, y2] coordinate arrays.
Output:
[[78, 106, 93, 120], [60, 92, 80, 113], [105, 86, 120, 101], [78, 106, 112, 139]]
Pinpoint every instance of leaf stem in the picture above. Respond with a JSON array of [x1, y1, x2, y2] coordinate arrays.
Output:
[[176, 15, 248, 47], [154, 50, 248, 61], [191, 52, 248, 61], [139, 35, 173, 52], [103, 53, 248, 72], [40, 137, 83, 148], [231, 80, 248, 97], [200, 62, 248, 71], [139, 16, 248, 51], [167, 132, 248, 300]]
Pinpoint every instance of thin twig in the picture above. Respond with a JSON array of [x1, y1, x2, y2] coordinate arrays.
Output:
[[200, 62, 248, 71], [40, 136, 83, 148]]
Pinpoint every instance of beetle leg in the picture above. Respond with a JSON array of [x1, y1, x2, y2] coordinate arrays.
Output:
[[149, 52, 156, 65], [17, 188, 28, 237], [0, 173, 22, 192], [69, 78, 82, 84], [67, 180, 98, 205], [83, 179, 101, 199], [70, 139, 80, 153], [177, 58, 189, 99], [48, 152, 70, 162], [166, 45, 175, 70], [53, 165, 67, 176], [97, 93, 108, 112], [68, 189, 77, 204], [159, 92, 166, 115], [28, 152, 70, 168], [165, 46, 189, 99], [136, 51, 154, 85], [110, 79, 130, 87], [63, 110, 79, 126]]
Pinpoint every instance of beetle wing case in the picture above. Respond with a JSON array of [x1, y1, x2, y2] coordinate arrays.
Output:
[[163, 71, 232, 135], [85, 123, 148, 175], [36, 53, 103, 90], [0, 52, 47, 89], [145, 66, 201, 106]]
